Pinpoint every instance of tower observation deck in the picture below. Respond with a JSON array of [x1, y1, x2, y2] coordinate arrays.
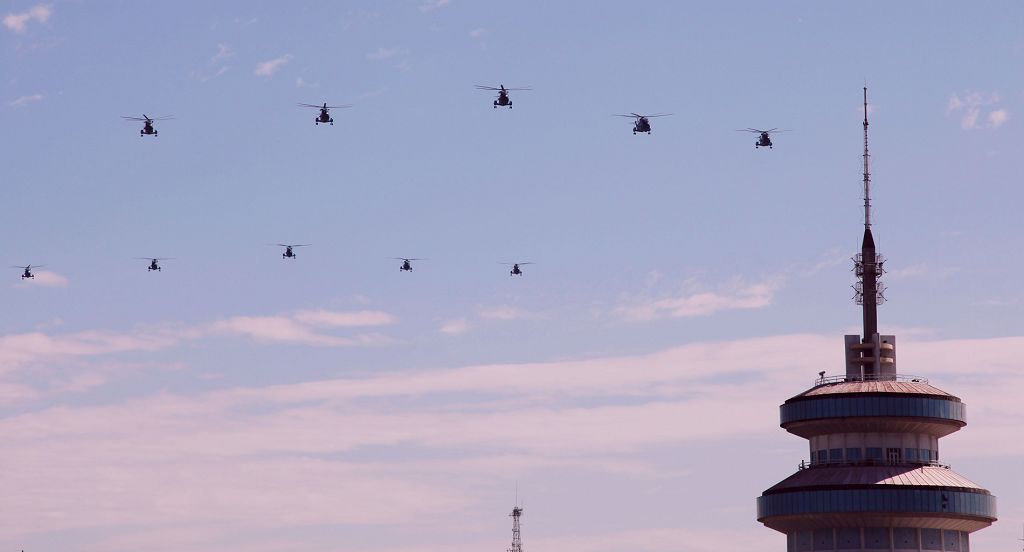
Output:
[[755, 90, 996, 552]]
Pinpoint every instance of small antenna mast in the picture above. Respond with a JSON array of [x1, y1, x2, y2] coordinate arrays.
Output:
[[862, 86, 871, 230]]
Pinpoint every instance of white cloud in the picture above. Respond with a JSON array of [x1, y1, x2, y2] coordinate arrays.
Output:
[[947, 91, 1007, 130], [211, 310, 396, 346], [292, 309, 395, 327], [254, 55, 292, 77], [211, 43, 234, 63], [15, 270, 68, 288], [9, 93, 43, 107], [615, 280, 777, 322], [366, 47, 405, 60], [439, 318, 471, 335], [3, 4, 52, 34], [987, 109, 1009, 128], [468, 28, 486, 39], [418, 0, 451, 12], [478, 305, 528, 321]]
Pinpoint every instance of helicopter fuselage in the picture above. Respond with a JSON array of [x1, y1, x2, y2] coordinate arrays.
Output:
[[633, 117, 652, 134], [315, 110, 334, 125], [756, 133, 773, 148], [141, 122, 157, 136], [494, 91, 512, 108]]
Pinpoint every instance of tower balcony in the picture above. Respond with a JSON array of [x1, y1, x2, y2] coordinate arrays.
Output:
[[780, 379, 966, 439], [757, 464, 997, 533]]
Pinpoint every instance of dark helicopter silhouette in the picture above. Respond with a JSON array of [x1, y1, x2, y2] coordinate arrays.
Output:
[[475, 84, 531, 108], [393, 257, 425, 272], [136, 257, 172, 271], [500, 262, 534, 276], [121, 114, 173, 136], [298, 102, 352, 125], [11, 264, 42, 279], [614, 113, 671, 135], [737, 128, 789, 149], [276, 244, 310, 259]]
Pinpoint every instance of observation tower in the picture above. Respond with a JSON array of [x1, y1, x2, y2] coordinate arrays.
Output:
[[755, 89, 997, 551]]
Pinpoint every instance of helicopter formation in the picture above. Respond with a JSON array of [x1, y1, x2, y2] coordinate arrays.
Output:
[[20, 84, 797, 283], [10, 253, 537, 278], [118, 88, 790, 143]]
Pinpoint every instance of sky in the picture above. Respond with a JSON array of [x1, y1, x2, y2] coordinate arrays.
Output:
[[2, 1, 1024, 550]]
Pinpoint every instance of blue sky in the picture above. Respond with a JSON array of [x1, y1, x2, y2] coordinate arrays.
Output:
[[2, 2, 1024, 551]]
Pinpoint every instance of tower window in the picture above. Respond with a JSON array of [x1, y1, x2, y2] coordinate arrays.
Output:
[[829, 448, 843, 462], [846, 448, 862, 461], [905, 448, 919, 462], [886, 447, 902, 463], [866, 447, 883, 460]]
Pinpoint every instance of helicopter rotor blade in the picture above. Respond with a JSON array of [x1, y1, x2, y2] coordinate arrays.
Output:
[[322, 105, 352, 109], [474, 85, 500, 91], [297, 103, 323, 108], [613, 114, 640, 118], [643, 113, 672, 118], [121, 116, 147, 121]]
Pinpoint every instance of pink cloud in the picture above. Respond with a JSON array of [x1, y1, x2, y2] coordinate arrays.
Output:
[[3, 4, 51, 33]]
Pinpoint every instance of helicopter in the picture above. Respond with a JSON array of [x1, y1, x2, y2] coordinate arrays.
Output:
[[276, 244, 311, 259], [298, 102, 352, 125], [121, 115, 173, 137], [614, 113, 671, 135], [500, 262, 534, 276], [737, 128, 789, 149], [393, 257, 425, 272], [475, 84, 531, 108], [11, 264, 42, 279], [136, 257, 172, 272]]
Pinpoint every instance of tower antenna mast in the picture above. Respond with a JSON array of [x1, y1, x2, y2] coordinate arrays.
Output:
[[507, 502, 524, 552], [863, 86, 871, 230]]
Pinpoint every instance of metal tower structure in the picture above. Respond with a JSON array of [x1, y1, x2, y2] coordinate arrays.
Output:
[[507, 505, 524, 552], [756, 89, 997, 552]]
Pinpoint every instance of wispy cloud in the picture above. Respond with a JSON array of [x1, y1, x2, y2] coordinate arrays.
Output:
[[366, 47, 406, 61], [211, 310, 395, 346], [3, 4, 52, 34], [468, 28, 487, 39], [4, 332, 1024, 546], [615, 279, 777, 322], [478, 305, 529, 321], [0, 309, 396, 372], [211, 43, 234, 63], [8, 93, 43, 107], [418, 0, 451, 12], [254, 54, 292, 77], [947, 91, 1008, 130], [439, 318, 471, 335]]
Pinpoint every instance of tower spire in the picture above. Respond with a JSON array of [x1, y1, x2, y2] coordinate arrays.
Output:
[[862, 86, 871, 231], [853, 87, 884, 344]]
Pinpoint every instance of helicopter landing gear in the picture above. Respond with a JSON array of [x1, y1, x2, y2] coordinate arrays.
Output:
[[329, 119, 334, 125]]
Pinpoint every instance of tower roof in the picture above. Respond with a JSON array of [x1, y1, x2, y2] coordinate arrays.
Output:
[[764, 465, 989, 494], [788, 380, 958, 402]]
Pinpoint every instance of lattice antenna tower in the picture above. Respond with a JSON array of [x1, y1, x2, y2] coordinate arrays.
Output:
[[507, 500, 524, 552], [852, 87, 885, 333]]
